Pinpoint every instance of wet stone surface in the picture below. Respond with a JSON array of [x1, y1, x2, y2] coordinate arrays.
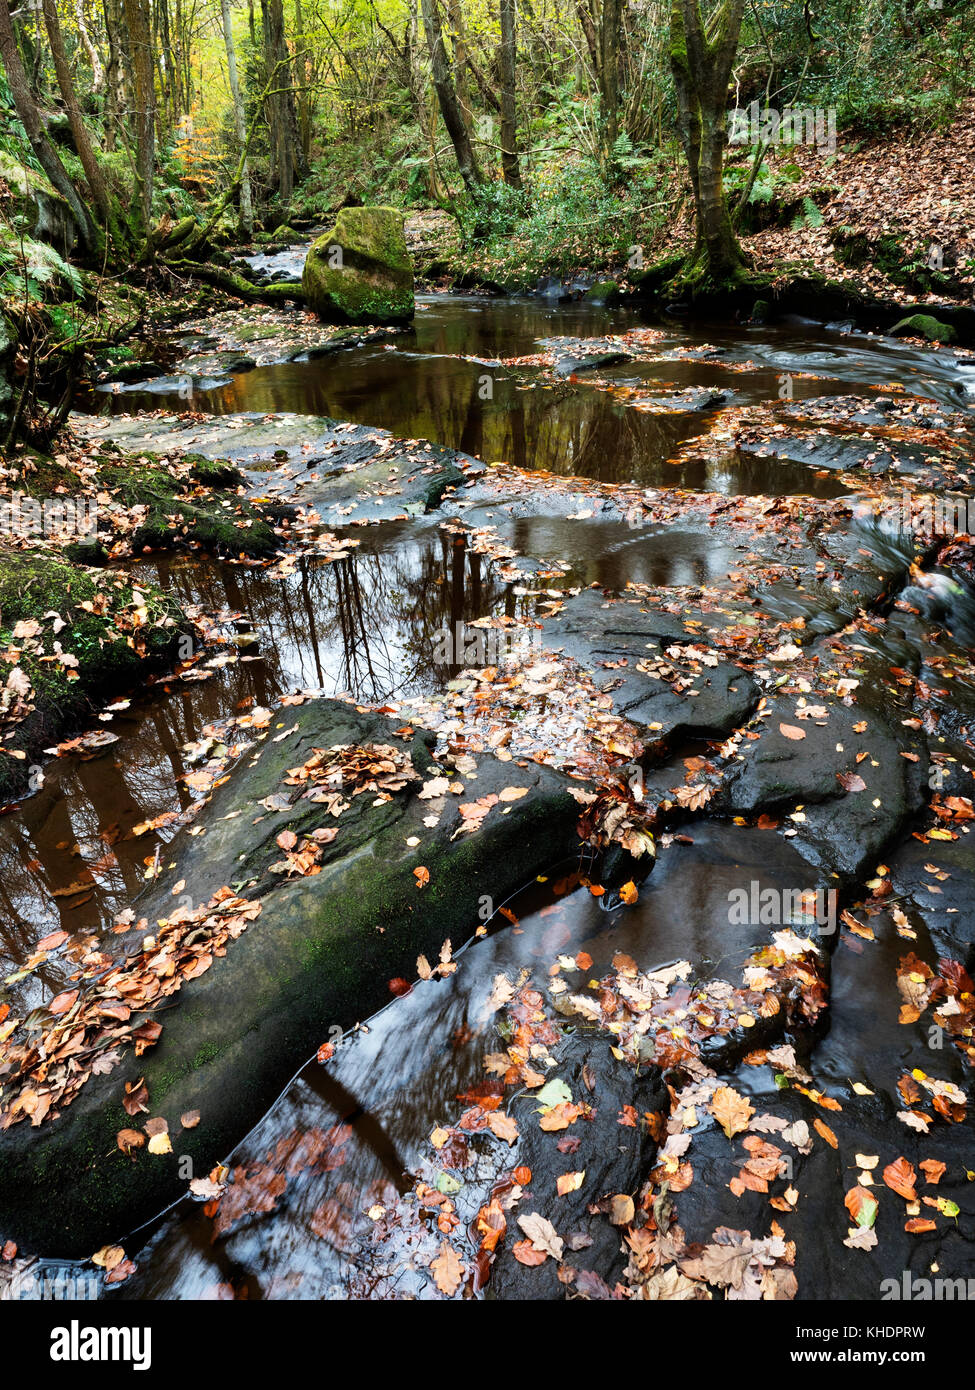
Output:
[[3, 300, 975, 1300]]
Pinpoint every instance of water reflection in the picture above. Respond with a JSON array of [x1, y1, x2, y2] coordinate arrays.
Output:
[[0, 525, 521, 1011]]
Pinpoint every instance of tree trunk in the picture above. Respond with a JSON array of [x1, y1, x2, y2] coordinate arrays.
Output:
[[121, 0, 156, 237], [221, 0, 254, 236], [74, 0, 104, 93], [599, 0, 622, 168], [446, 0, 471, 129], [0, 0, 97, 250], [261, 0, 303, 208], [498, 0, 521, 188], [41, 0, 115, 231], [420, 0, 482, 200], [669, 0, 747, 283]]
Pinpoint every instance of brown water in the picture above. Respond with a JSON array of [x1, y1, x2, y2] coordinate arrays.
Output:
[[6, 292, 975, 1297]]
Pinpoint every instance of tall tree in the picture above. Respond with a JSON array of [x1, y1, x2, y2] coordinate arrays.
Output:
[[221, 0, 254, 236], [40, 0, 115, 231], [0, 0, 97, 250], [599, 0, 622, 166], [498, 0, 521, 188], [261, 0, 305, 209], [120, 0, 156, 237], [669, 0, 747, 281], [420, 0, 482, 199]]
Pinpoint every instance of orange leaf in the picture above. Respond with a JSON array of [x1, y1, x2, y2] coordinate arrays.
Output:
[[882, 1156, 918, 1202]]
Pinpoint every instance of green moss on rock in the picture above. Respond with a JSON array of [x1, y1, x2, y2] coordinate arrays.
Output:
[[890, 313, 957, 343], [302, 206, 414, 325]]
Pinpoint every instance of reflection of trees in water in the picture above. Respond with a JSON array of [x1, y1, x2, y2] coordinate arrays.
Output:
[[0, 527, 530, 984]]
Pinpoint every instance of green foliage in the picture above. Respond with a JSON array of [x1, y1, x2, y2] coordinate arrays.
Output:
[[454, 152, 670, 285], [791, 196, 824, 231], [0, 232, 84, 304]]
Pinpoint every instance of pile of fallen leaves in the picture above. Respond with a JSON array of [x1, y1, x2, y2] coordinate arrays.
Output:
[[0, 887, 261, 1129]]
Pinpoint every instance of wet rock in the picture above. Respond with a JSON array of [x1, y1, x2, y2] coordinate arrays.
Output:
[[70, 411, 485, 524], [737, 426, 975, 490], [538, 336, 634, 376], [491, 1034, 668, 1299], [891, 314, 957, 344], [541, 588, 760, 743], [303, 207, 414, 326], [0, 702, 582, 1257], [717, 681, 927, 881]]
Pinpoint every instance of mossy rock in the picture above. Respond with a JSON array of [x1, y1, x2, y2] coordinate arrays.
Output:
[[585, 280, 620, 305], [302, 206, 414, 325], [0, 153, 76, 254], [0, 549, 187, 798], [890, 313, 957, 344], [0, 700, 582, 1255]]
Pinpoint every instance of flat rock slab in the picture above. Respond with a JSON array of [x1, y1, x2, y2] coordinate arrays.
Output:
[[0, 699, 581, 1257], [717, 677, 927, 881], [540, 588, 760, 742], [738, 424, 975, 491], [70, 412, 485, 524]]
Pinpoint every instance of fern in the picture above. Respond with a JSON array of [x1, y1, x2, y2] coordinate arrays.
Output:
[[791, 197, 824, 231]]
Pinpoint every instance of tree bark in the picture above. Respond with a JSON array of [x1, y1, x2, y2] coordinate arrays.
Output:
[[498, 0, 521, 188], [221, 0, 254, 236], [74, 0, 104, 93], [261, 0, 304, 208], [669, 0, 747, 282], [41, 0, 115, 231], [420, 0, 482, 200], [599, 0, 622, 166], [0, 0, 97, 250], [121, 0, 156, 237]]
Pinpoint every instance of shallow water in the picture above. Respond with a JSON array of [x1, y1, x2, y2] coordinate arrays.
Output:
[[90, 295, 971, 493], [6, 291, 975, 1295]]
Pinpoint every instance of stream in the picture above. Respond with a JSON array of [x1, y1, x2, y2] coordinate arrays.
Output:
[[4, 286, 975, 1300]]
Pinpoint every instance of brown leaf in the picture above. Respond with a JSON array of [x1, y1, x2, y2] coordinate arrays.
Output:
[[779, 723, 806, 741], [430, 1241, 464, 1296]]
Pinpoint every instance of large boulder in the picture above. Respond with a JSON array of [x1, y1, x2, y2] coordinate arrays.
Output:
[[302, 206, 414, 325], [0, 700, 581, 1256], [0, 153, 76, 254]]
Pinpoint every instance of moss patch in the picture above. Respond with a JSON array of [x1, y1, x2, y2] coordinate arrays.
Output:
[[302, 206, 415, 325], [0, 548, 186, 798], [890, 313, 958, 343]]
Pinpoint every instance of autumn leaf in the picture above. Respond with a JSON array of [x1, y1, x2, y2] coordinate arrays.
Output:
[[486, 1111, 519, 1145], [517, 1212, 564, 1260], [430, 1241, 464, 1296], [610, 1194, 635, 1226], [919, 1158, 946, 1185], [556, 1170, 585, 1195], [619, 880, 638, 905], [116, 1128, 145, 1155], [712, 1085, 754, 1139], [813, 1119, 838, 1148], [844, 1187, 879, 1229], [91, 1245, 125, 1271], [512, 1239, 547, 1266], [779, 723, 806, 741], [882, 1157, 917, 1201], [413, 866, 430, 888]]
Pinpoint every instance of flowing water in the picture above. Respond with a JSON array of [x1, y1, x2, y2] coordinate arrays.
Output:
[[5, 290, 975, 1297]]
